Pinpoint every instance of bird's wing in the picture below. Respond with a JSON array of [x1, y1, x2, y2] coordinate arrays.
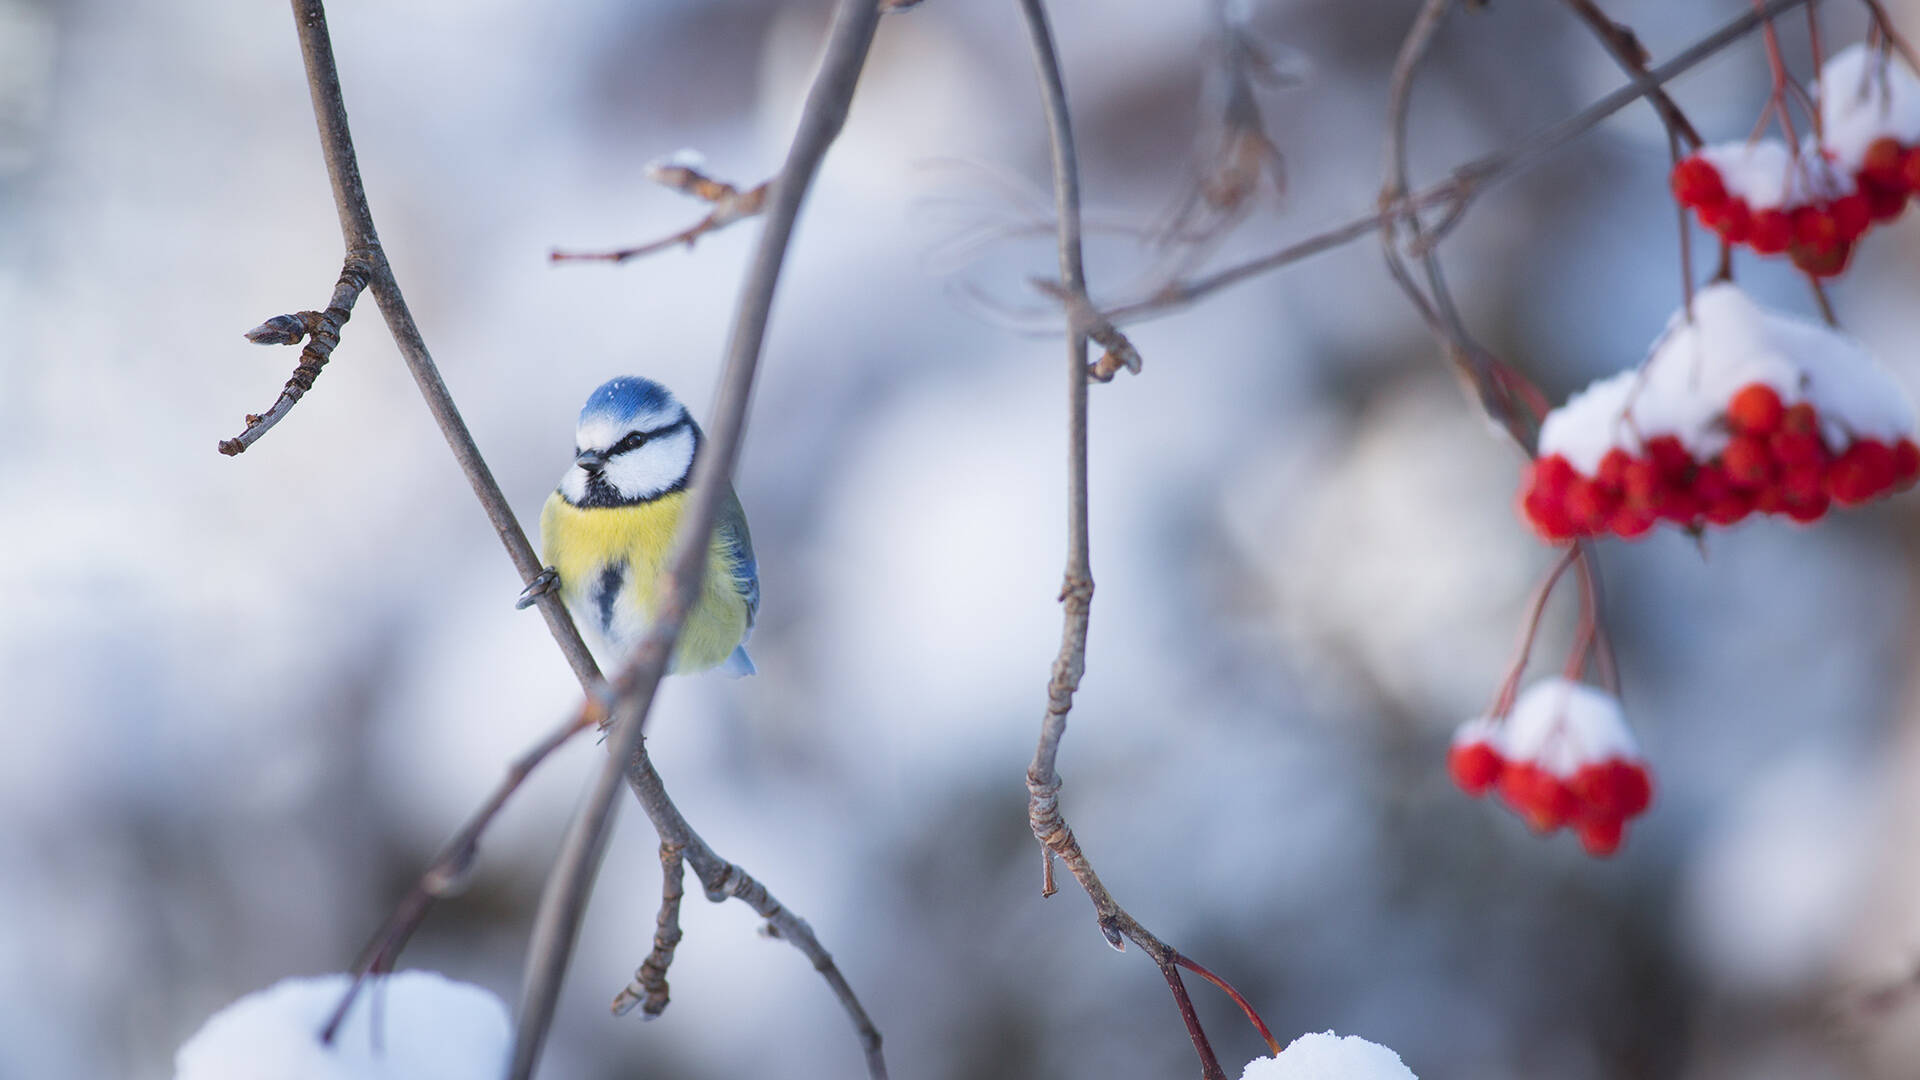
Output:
[[717, 483, 760, 627]]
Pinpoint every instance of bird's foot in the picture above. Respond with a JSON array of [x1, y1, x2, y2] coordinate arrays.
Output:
[[515, 567, 560, 610]]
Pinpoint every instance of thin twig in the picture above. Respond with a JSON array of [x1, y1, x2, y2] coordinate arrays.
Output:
[[507, 1, 889, 1077], [552, 163, 770, 265], [1014, 1, 1226, 1078], [218, 256, 372, 455], [1379, 0, 1538, 452], [1559, 0, 1704, 149], [1109, 0, 1815, 324], [265, 2, 886, 1074], [1174, 953, 1282, 1056], [319, 702, 602, 1042], [611, 842, 686, 1018]]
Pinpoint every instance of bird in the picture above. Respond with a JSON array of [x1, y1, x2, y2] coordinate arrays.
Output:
[[522, 375, 758, 677]]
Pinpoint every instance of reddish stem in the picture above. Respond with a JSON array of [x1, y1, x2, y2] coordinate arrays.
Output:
[[1174, 953, 1282, 1056], [1492, 546, 1581, 718], [1157, 962, 1228, 1080]]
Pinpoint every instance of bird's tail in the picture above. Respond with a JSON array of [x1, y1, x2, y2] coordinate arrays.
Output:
[[719, 645, 756, 678]]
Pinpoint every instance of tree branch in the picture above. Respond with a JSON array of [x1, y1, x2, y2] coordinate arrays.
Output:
[[1014, 3, 1270, 1078], [257, 2, 888, 1075], [551, 159, 769, 265], [507, 0, 888, 1076], [219, 256, 372, 455], [1559, 0, 1703, 149], [611, 841, 685, 1018], [319, 700, 602, 1043], [1106, 0, 1814, 324]]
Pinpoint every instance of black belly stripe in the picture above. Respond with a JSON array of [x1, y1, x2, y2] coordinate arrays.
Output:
[[593, 561, 626, 634]]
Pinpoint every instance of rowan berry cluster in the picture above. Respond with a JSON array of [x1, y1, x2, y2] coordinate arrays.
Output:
[[1670, 45, 1920, 277], [1448, 679, 1653, 857], [1518, 284, 1918, 543]]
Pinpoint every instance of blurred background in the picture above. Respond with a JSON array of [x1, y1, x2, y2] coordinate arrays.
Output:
[[7, 1, 1920, 1078]]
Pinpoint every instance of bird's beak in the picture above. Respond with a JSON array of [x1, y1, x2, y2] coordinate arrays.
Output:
[[576, 449, 607, 471]]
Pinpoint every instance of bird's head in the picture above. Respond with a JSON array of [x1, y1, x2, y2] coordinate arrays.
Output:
[[560, 376, 699, 507]]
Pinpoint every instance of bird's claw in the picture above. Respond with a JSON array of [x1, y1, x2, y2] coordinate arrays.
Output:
[[516, 568, 560, 610]]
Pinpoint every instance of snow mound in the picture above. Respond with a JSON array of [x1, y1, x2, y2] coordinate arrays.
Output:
[[1241, 1031, 1418, 1080], [1538, 282, 1914, 472], [173, 971, 510, 1080]]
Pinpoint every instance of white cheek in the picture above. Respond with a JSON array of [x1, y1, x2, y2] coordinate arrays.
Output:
[[560, 467, 589, 503], [605, 428, 695, 501]]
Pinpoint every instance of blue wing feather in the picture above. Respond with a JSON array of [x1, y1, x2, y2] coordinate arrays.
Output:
[[718, 485, 759, 628]]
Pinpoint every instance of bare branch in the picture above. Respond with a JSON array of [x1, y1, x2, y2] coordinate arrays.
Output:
[[508, 1, 889, 1076], [1110, 0, 1815, 324], [319, 701, 602, 1042], [611, 842, 686, 1019], [624, 751, 888, 1073], [552, 159, 770, 265], [258, 2, 888, 1075], [217, 256, 370, 455], [1014, 2, 1268, 1078], [1377, 0, 1539, 451], [1559, 0, 1703, 149]]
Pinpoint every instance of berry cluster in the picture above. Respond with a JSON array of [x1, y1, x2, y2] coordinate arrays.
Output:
[[1669, 45, 1920, 277], [1669, 146, 1874, 277], [1519, 283, 1919, 543], [1448, 679, 1652, 857], [1522, 385, 1920, 540]]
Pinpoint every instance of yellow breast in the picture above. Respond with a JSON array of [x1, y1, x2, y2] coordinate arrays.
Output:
[[539, 490, 750, 673]]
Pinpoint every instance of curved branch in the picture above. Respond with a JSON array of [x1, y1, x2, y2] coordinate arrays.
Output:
[[1110, 0, 1814, 324], [264, 2, 888, 1076], [1014, 2, 1263, 1077], [507, 1, 889, 1076]]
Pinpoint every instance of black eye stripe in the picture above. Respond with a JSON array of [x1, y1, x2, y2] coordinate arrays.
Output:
[[607, 416, 692, 457]]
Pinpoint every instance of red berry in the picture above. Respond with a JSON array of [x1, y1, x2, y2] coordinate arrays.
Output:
[[1727, 383, 1785, 435], [1610, 505, 1657, 539], [1717, 199, 1753, 244], [1793, 205, 1840, 251], [1530, 454, 1576, 495], [1645, 436, 1692, 480], [1893, 439, 1920, 490], [1671, 157, 1727, 208], [1448, 741, 1503, 796], [1867, 182, 1908, 222], [1704, 487, 1755, 526], [1621, 458, 1664, 512], [1500, 764, 1575, 833], [1749, 208, 1793, 254], [1576, 816, 1625, 857], [1832, 193, 1873, 242], [1784, 486, 1832, 523], [1722, 433, 1775, 487], [1862, 137, 1907, 189], [1596, 448, 1632, 493], [1771, 406, 1826, 467], [1781, 402, 1820, 436], [1791, 236, 1855, 277], [1829, 439, 1896, 505], [1564, 476, 1617, 533], [1903, 146, 1920, 195], [1657, 487, 1703, 526]]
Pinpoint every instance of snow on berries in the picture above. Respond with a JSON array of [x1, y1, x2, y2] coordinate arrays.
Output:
[[1520, 283, 1918, 542], [1671, 45, 1920, 276], [1448, 678, 1652, 857]]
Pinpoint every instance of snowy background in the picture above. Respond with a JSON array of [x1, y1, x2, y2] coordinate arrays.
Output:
[[8, 1, 1920, 1078]]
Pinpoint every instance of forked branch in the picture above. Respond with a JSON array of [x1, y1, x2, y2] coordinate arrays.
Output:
[[250, 2, 889, 1077], [1016, 2, 1269, 1078]]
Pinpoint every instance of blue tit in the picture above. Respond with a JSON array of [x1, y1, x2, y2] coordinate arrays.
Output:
[[532, 376, 758, 676]]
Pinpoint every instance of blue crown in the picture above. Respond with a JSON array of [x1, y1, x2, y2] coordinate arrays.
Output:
[[580, 375, 678, 426]]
